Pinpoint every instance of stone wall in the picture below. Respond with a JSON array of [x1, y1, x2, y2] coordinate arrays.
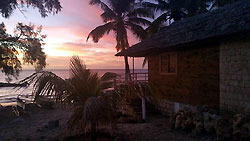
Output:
[[220, 38, 250, 113], [148, 44, 220, 114], [155, 99, 195, 116]]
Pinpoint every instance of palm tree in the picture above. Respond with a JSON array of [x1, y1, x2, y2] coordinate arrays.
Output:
[[87, 0, 153, 81], [141, 0, 211, 23], [21, 56, 160, 135], [21, 56, 120, 133], [141, 0, 242, 24]]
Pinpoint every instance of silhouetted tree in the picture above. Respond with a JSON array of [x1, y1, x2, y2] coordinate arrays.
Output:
[[0, 0, 62, 18], [87, 0, 153, 81], [0, 0, 62, 79], [142, 0, 243, 23], [0, 23, 46, 80], [140, 0, 243, 67]]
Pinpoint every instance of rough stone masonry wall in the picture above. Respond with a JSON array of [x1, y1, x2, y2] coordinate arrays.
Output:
[[220, 38, 250, 113], [154, 98, 196, 116]]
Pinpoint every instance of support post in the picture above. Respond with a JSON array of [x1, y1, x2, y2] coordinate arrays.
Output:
[[133, 57, 135, 81], [142, 98, 146, 122]]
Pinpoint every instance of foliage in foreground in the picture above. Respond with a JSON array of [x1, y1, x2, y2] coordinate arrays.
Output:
[[0, 0, 62, 18], [21, 56, 121, 133], [21, 56, 159, 134], [0, 22, 46, 81]]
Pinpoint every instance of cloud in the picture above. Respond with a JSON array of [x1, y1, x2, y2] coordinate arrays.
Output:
[[3, 0, 146, 69]]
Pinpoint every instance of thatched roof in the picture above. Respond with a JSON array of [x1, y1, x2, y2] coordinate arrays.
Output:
[[116, 0, 250, 57]]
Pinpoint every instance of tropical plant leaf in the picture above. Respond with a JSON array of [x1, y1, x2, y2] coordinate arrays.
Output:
[[127, 8, 154, 18], [87, 22, 114, 43], [19, 71, 71, 103], [83, 97, 115, 133], [142, 57, 148, 68], [126, 22, 147, 40], [101, 11, 117, 23], [89, 0, 102, 5], [128, 17, 151, 26], [101, 72, 119, 81], [146, 12, 168, 36]]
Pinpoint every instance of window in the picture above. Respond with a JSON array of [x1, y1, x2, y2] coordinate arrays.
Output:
[[160, 52, 177, 74]]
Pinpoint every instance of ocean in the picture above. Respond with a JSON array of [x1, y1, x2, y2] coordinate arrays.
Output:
[[0, 69, 147, 104]]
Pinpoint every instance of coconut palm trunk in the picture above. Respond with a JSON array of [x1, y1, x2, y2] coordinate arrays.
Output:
[[124, 55, 131, 82], [87, 0, 153, 82]]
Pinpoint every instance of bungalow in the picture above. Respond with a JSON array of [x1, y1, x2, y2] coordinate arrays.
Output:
[[116, 0, 250, 114]]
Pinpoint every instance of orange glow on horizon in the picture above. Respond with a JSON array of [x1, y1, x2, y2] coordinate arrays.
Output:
[[2, 0, 147, 70]]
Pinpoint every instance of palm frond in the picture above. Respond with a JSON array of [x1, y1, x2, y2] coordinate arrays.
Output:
[[142, 57, 148, 68], [101, 11, 117, 23], [83, 97, 115, 133], [127, 8, 154, 18], [19, 71, 71, 103], [89, 0, 102, 5], [115, 82, 162, 109], [101, 72, 119, 81], [70, 56, 88, 79], [140, 2, 159, 10], [107, 85, 137, 117], [127, 17, 151, 26], [146, 13, 168, 37], [108, 0, 134, 14], [126, 22, 147, 40], [67, 105, 85, 132], [69, 56, 102, 104], [87, 22, 114, 43], [100, 72, 119, 90]]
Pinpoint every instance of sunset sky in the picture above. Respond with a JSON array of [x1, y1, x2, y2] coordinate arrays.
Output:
[[0, 0, 146, 70]]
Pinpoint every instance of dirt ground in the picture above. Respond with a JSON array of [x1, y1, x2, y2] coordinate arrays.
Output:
[[0, 104, 72, 140], [114, 115, 217, 141], [0, 104, 216, 141]]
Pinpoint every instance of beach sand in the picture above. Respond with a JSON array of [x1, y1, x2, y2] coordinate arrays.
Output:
[[0, 104, 214, 141], [0, 104, 72, 140]]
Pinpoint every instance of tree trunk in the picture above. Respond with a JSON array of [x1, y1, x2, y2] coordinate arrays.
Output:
[[124, 55, 131, 82]]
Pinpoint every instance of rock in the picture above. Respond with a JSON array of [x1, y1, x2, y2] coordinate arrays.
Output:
[[175, 114, 182, 129], [232, 114, 244, 138], [193, 120, 204, 134], [233, 122, 250, 139], [243, 122, 250, 131], [241, 122, 250, 139], [169, 113, 176, 129], [174, 110, 186, 129], [203, 112, 217, 133], [215, 117, 232, 139], [233, 114, 245, 130], [182, 116, 193, 131], [204, 120, 215, 134]]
